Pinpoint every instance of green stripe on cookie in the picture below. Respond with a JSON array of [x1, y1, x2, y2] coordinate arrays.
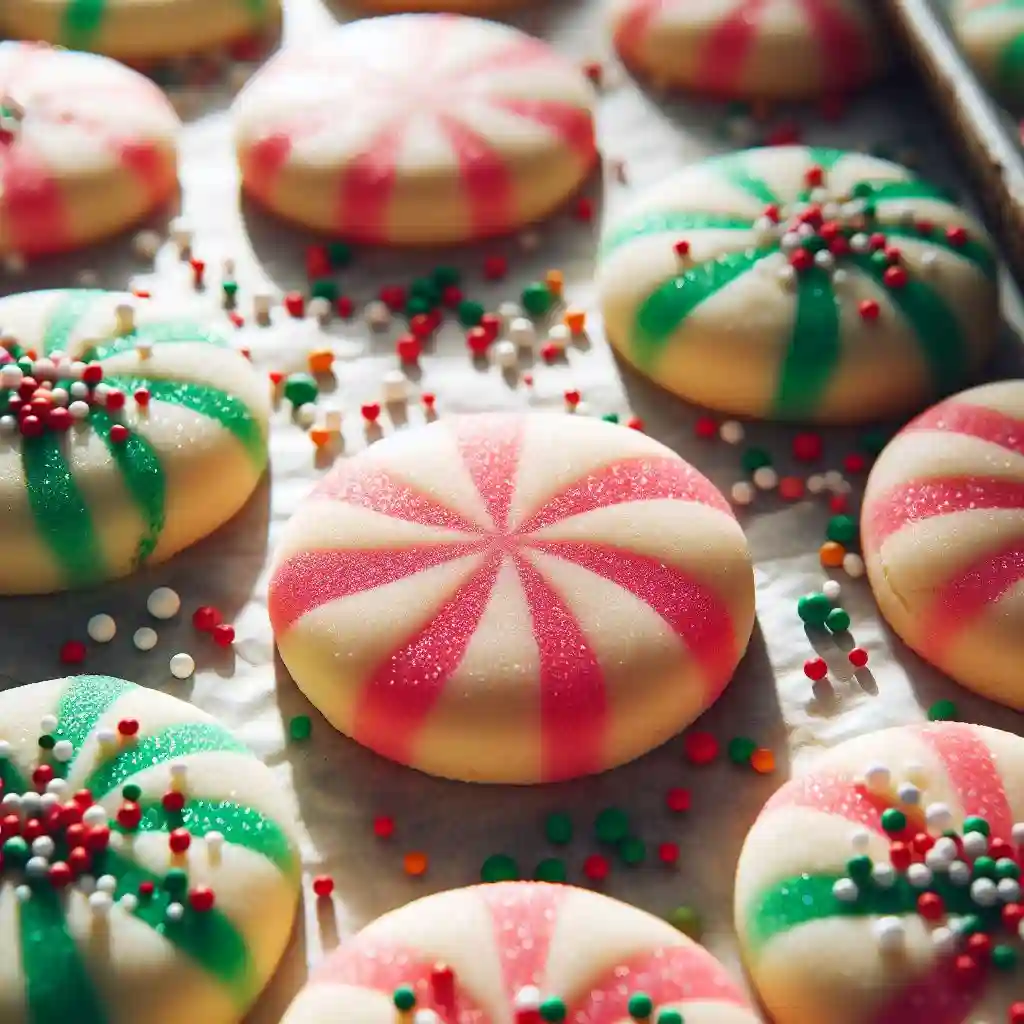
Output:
[[51, 674, 134, 777], [632, 247, 777, 366], [82, 321, 234, 362], [84, 722, 250, 798], [856, 180, 953, 205], [771, 266, 841, 418], [599, 212, 754, 261], [850, 253, 968, 395], [21, 433, 105, 588], [104, 376, 266, 466], [19, 888, 108, 1024], [40, 289, 106, 355]]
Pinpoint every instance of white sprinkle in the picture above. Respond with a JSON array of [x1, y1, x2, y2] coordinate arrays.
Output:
[[25, 856, 49, 879], [822, 580, 842, 602], [863, 764, 891, 791], [509, 318, 536, 348], [1012, 822, 1024, 845], [850, 827, 871, 851], [413, 1011, 441, 1024], [133, 229, 162, 260], [31, 358, 56, 381], [77, 875, 96, 896], [970, 878, 998, 907], [363, 300, 391, 330], [809, 186, 829, 203], [50, 387, 68, 407], [119, 893, 139, 913], [497, 301, 521, 326], [169, 652, 195, 680], [147, 587, 180, 620], [719, 420, 744, 444], [926, 846, 955, 873], [897, 782, 921, 806], [931, 926, 957, 956], [850, 233, 871, 253], [0, 740, 10, 759], [89, 892, 113, 916], [962, 832, 988, 859], [0, 365, 22, 389], [871, 862, 897, 888], [31, 836, 55, 859], [252, 293, 273, 324], [907, 863, 933, 888], [492, 340, 518, 368], [96, 874, 118, 894], [114, 303, 135, 336], [133, 627, 158, 652], [776, 264, 797, 288], [926, 803, 953, 831], [169, 762, 188, 780], [20, 793, 42, 818], [170, 220, 193, 252], [381, 370, 409, 404], [920, 250, 938, 268], [87, 613, 116, 644], [52, 740, 74, 763], [44, 780, 67, 799], [873, 916, 905, 951], [1, 793, 20, 811], [843, 553, 865, 578], [832, 878, 859, 902], [547, 324, 571, 350], [948, 861, 971, 886], [513, 986, 541, 1010], [68, 400, 91, 421], [15, 885, 32, 903], [998, 878, 1021, 903], [752, 466, 778, 491], [205, 830, 224, 851], [813, 250, 835, 271], [307, 297, 331, 324], [83, 805, 107, 827], [165, 902, 185, 923], [96, 727, 117, 746], [806, 473, 826, 494], [39, 714, 57, 733], [730, 481, 755, 506]]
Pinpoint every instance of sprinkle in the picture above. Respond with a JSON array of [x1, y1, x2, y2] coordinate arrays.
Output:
[[797, 592, 832, 625], [288, 715, 312, 742], [819, 541, 845, 568], [864, 764, 891, 790], [534, 858, 567, 883], [822, 579, 842, 601], [731, 481, 756, 505], [666, 904, 701, 937], [594, 807, 630, 844], [403, 851, 428, 877], [544, 811, 573, 845], [481, 853, 520, 882], [393, 985, 417, 1012], [86, 614, 116, 643], [312, 875, 334, 898], [842, 552, 865, 578], [873, 916, 905, 951], [618, 837, 646, 866], [927, 699, 957, 721], [825, 607, 850, 633], [582, 853, 610, 882], [719, 420, 744, 444], [373, 815, 395, 839], [803, 657, 828, 681], [165, 902, 185, 923], [59, 640, 87, 665], [833, 878, 859, 902], [728, 736, 757, 765], [665, 787, 691, 813], [683, 731, 719, 765], [192, 606, 222, 632], [750, 748, 776, 773], [169, 653, 195, 680], [778, 475, 805, 501], [132, 627, 158, 652], [848, 647, 869, 668], [872, 862, 897, 888]]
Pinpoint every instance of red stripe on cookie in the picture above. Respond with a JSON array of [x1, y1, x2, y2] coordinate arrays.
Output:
[[905, 400, 1024, 459]]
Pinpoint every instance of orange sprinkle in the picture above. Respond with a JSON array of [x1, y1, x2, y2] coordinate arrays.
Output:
[[819, 541, 846, 568], [564, 309, 586, 335], [545, 269, 564, 297], [309, 427, 331, 449], [403, 851, 428, 877], [308, 348, 335, 374], [750, 748, 776, 774]]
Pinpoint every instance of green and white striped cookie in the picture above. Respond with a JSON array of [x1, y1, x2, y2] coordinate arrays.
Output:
[[597, 145, 999, 424], [0, 289, 270, 594], [953, 0, 1024, 105], [0, 674, 301, 1024]]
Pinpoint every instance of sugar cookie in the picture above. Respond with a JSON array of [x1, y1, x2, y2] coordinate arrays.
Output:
[[269, 413, 755, 783], [610, 0, 886, 100], [952, 0, 1024, 105], [0, 674, 300, 1024], [0, 288, 269, 595], [735, 722, 1024, 1024], [0, 0, 281, 62], [0, 42, 179, 259], [233, 14, 598, 245], [597, 145, 998, 423], [862, 380, 1024, 709], [283, 881, 760, 1024]]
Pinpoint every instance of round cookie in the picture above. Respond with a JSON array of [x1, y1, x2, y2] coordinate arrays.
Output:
[[0, 0, 281, 62], [0, 674, 300, 1024], [597, 145, 998, 423], [282, 881, 760, 1024], [862, 380, 1024, 710], [952, 1, 1024, 106], [268, 412, 755, 784], [232, 14, 598, 246], [0, 288, 270, 595], [610, 0, 886, 100], [735, 722, 1024, 1024], [0, 42, 179, 259]]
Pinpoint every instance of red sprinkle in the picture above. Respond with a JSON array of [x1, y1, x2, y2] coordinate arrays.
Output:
[[337, 296, 354, 319], [582, 854, 610, 882], [843, 452, 867, 474], [683, 731, 719, 765], [59, 640, 87, 665], [189, 886, 216, 912], [483, 256, 508, 280], [848, 647, 869, 668], [117, 718, 139, 737], [32, 765, 53, 788], [312, 875, 335, 898], [104, 389, 126, 412], [409, 313, 434, 338], [305, 246, 330, 279], [858, 299, 881, 321], [626, 417, 645, 432], [805, 165, 824, 187], [162, 790, 186, 813], [466, 327, 490, 356], [539, 342, 560, 362], [778, 476, 805, 501], [212, 624, 236, 647], [657, 842, 680, 866], [792, 433, 823, 462], [966, 932, 992, 959], [441, 285, 462, 308], [883, 266, 908, 289], [665, 787, 691, 813], [829, 494, 849, 514], [694, 416, 717, 440], [396, 335, 421, 363], [564, 389, 581, 408], [890, 842, 912, 871], [108, 424, 130, 444], [421, 393, 436, 409], [117, 802, 141, 830], [373, 815, 395, 839], [803, 657, 828, 681], [138, 881, 156, 899], [283, 292, 305, 318], [574, 197, 594, 221], [945, 225, 968, 247], [674, 240, 691, 258], [192, 606, 222, 632], [480, 313, 501, 343], [134, 388, 151, 407], [917, 892, 944, 920], [169, 828, 191, 854], [48, 862, 73, 888], [361, 403, 381, 423]]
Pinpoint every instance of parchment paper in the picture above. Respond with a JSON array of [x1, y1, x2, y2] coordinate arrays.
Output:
[[1, 2, 1023, 1021]]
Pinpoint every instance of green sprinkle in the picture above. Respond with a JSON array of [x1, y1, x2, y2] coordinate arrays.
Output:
[[410, 278, 440, 304], [797, 592, 832, 626], [666, 905, 702, 938], [480, 853, 519, 883], [37, 734, 56, 750], [627, 992, 653, 1020], [163, 868, 188, 894], [963, 816, 990, 837], [618, 837, 646, 866], [601, 413, 620, 424], [539, 997, 567, 1023], [852, 181, 874, 198], [121, 783, 142, 802], [846, 855, 873, 881], [959, 913, 984, 935], [927, 699, 958, 722], [825, 608, 851, 633], [992, 944, 1018, 971], [995, 858, 1020, 880], [521, 282, 554, 317], [222, 281, 239, 298], [2, 836, 29, 869], [727, 736, 757, 765], [283, 373, 319, 408], [533, 858, 567, 883], [288, 715, 312, 742], [972, 856, 996, 879], [457, 300, 485, 327], [327, 242, 352, 268], [432, 265, 460, 289], [544, 811, 573, 846], [741, 447, 772, 474], [826, 515, 857, 545], [310, 279, 338, 303], [657, 1013, 684, 1024], [595, 807, 630, 844], [393, 985, 416, 1011], [405, 297, 432, 318], [881, 808, 907, 834]]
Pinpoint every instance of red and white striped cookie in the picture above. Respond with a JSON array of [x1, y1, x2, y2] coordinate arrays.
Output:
[[283, 882, 760, 1024], [0, 42, 179, 259], [862, 380, 1024, 709], [610, 0, 887, 100], [735, 723, 1024, 1024], [268, 413, 754, 784], [232, 14, 597, 245]]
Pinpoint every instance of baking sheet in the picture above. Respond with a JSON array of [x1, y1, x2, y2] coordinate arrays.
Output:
[[2, 2, 1024, 1020]]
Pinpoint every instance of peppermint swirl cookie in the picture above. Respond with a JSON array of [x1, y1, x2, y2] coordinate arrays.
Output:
[[952, 1, 1024, 106], [610, 0, 886, 100], [862, 380, 1024, 710], [233, 14, 597, 246], [283, 881, 760, 1024], [0, 42, 179, 259], [597, 146, 998, 423], [269, 413, 755, 784], [0, 674, 300, 1024], [0, 289, 269, 595], [735, 722, 1024, 1024], [0, 0, 281, 62]]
